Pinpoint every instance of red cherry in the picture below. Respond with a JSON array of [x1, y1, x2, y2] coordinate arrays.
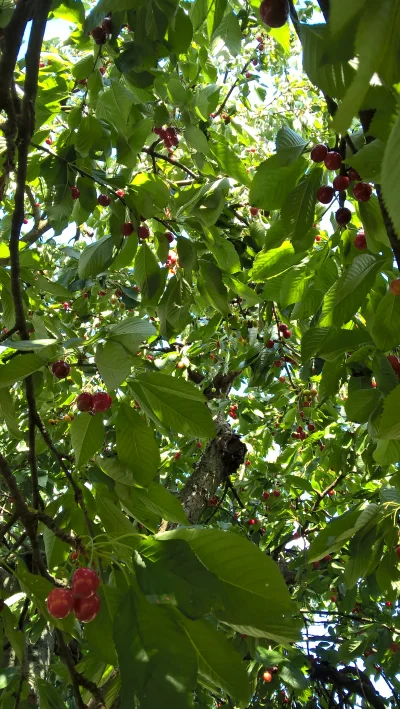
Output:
[[92, 392, 112, 412], [174, 451, 181, 460], [333, 175, 350, 191], [72, 567, 100, 598], [303, 401, 311, 408], [307, 423, 315, 432], [115, 189, 125, 197], [335, 207, 352, 226], [97, 193, 111, 207], [313, 561, 320, 569], [258, 43, 264, 51], [273, 360, 282, 368], [353, 182, 372, 202], [273, 489, 281, 497], [47, 588, 74, 619], [77, 78, 87, 86], [328, 489, 335, 496], [138, 225, 150, 240], [324, 151, 342, 171], [396, 545, 400, 558], [283, 329, 291, 339], [91, 26, 107, 44], [51, 360, 70, 379], [245, 460, 251, 467], [250, 206, 259, 216], [76, 392, 93, 412], [348, 168, 361, 182], [74, 593, 100, 622], [387, 355, 400, 379], [165, 231, 174, 243], [45, 137, 52, 145], [331, 595, 337, 603], [102, 16, 112, 33], [390, 642, 399, 652], [99, 66, 106, 75], [39, 61, 45, 68], [310, 144, 328, 163], [279, 375, 286, 383], [245, 71, 252, 79], [262, 491, 270, 500], [247, 518, 257, 526], [121, 222, 134, 236], [23, 218, 28, 224], [317, 186, 334, 204], [389, 279, 400, 296], [354, 231, 367, 250], [196, 441, 202, 449], [385, 601, 392, 607], [278, 323, 287, 332], [266, 339, 274, 348], [263, 671, 272, 683], [315, 235, 321, 242], [324, 555, 332, 562], [71, 186, 80, 200]]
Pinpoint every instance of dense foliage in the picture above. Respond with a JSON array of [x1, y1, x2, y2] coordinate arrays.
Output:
[[0, 0, 400, 707]]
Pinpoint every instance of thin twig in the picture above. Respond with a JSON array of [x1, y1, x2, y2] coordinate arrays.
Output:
[[142, 146, 199, 180]]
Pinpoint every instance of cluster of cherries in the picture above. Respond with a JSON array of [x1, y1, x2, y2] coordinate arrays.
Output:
[[153, 125, 179, 150], [76, 391, 112, 413], [51, 361, 112, 413], [90, 15, 112, 46], [229, 403, 238, 419], [46, 567, 100, 623], [311, 143, 373, 227]]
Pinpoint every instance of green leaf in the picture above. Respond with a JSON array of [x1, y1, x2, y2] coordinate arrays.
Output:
[[3, 606, 24, 664], [70, 413, 104, 467], [320, 255, 382, 327], [319, 358, 345, 400], [211, 11, 241, 56], [106, 315, 156, 340], [301, 327, 331, 363], [198, 259, 229, 314], [160, 528, 300, 644], [75, 115, 105, 158], [0, 388, 22, 437], [378, 384, 400, 439], [382, 110, 400, 238], [249, 156, 307, 210], [95, 456, 136, 487], [280, 662, 308, 690], [182, 617, 252, 704], [346, 139, 384, 183], [169, 7, 193, 54], [139, 482, 189, 525], [318, 328, 373, 361], [95, 340, 132, 391], [78, 235, 113, 279], [372, 292, 400, 351], [332, 0, 394, 133], [136, 537, 219, 617], [36, 678, 68, 709], [344, 379, 381, 423], [115, 483, 161, 532], [96, 81, 136, 134], [224, 275, 260, 306], [281, 168, 323, 243], [308, 509, 362, 562], [275, 126, 308, 165], [0, 668, 19, 689], [116, 403, 160, 486], [0, 353, 44, 388], [185, 125, 210, 155], [130, 371, 216, 438], [134, 243, 163, 300], [207, 233, 241, 274], [210, 140, 250, 187], [358, 196, 390, 252], [113, 586, 197, 709], [373, 439, 400, 465], [71, 54, 94, 81], [252, 242, 304, 281], [300, 22, 355, 99], [95, 489, 140, 555]]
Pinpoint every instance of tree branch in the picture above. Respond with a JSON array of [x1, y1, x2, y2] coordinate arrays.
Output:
[[142, 146, 200, 180]]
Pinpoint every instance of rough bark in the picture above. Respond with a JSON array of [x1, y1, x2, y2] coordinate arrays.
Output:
[[160, 414, 247, 530]]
